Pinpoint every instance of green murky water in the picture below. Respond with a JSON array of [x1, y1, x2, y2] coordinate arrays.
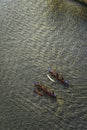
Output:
[[0, 0, 87, 129]]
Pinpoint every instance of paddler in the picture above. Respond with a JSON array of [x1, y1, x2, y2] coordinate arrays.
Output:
[[48, 89, 54, 95], [52, 70, 64, 80], [58, 74, 64, 80], [52, 69, 58, 77]]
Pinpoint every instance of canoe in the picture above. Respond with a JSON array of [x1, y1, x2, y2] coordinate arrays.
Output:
[[48, 68, 69, 86], [33, 82, 57, 98]]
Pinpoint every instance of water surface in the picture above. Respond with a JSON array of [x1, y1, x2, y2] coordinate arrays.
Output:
[[0, 0, 87, 129]]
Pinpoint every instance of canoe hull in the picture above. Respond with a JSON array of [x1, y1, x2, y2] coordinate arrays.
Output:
[[48, 68, 69, 86]]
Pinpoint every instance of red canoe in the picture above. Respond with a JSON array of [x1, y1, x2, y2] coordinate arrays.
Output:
[[33, 82, 57, 98]]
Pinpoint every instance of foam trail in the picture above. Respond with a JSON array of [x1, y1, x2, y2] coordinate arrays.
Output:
[[47, 74, 55, 82]]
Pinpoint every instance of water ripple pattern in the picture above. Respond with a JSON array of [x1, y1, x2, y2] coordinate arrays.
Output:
[[0, 0, 87, 130]]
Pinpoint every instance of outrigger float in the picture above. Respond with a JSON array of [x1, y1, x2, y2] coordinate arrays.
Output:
[[48, 68, 69, 86], [34, 88, 43, 96], [33, 82, 57, 98]]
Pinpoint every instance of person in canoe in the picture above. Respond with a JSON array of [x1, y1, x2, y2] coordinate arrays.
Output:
[[51, 69, 64, 80], [47, 88, 54, 96], [51, 69, 57, 77], [58, 74, 64, 80]]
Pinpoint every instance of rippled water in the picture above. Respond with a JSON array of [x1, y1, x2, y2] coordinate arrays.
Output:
[[0, 0, 87, 129]]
